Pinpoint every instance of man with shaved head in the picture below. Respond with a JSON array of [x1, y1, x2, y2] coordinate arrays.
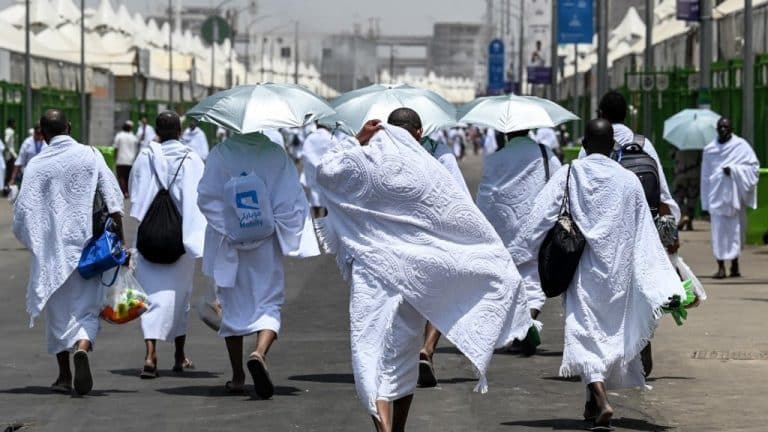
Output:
[[386, 107, 472, 388], [701, 117, 759, 278], [13, 109, 124, 396], [509, 118, 684, 430], [129, 111, 207, 378]]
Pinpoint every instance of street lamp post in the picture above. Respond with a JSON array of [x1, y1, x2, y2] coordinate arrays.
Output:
[[80, 0, 86, 143], [24, 0, 31, 132], [744, 0, 754, 144]]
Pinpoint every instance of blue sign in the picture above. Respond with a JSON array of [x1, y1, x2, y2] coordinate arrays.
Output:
[[676, 0, 700, 21], [527, 67, 553, 85], [558, 0, 593, 44], [487, 39, 505, 94]]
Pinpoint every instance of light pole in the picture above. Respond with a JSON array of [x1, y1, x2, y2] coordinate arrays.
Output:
[[168, 0, 173, 107], [643, 0, 653, 137], [80, 0, 86, 143], [24, 0, 31, 132], [596, 0, 608, 99], [699, 0, 713, 108], [744, 0, 754, 144]]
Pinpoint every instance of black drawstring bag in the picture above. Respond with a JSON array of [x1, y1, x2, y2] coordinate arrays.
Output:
[[538, 164, 586, 298], [136, 153, 188, 264]]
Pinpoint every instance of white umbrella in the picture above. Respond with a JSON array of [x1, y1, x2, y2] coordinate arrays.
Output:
[[186, 83, 335, 134], [325, 83, 457, 136], [458, 94, 578, 133], [663, 108, 721, 150]]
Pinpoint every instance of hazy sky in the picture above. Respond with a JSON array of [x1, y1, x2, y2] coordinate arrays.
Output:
[[0, 0, 487, 36]]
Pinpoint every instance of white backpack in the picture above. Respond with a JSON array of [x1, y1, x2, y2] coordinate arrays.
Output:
[[222, 172, 276, 244]]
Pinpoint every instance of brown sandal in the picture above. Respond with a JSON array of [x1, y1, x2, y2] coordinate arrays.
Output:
[[247, 353, 274, 399]]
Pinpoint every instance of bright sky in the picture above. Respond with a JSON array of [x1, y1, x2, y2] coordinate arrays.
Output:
[[0, 0, 487, 36]]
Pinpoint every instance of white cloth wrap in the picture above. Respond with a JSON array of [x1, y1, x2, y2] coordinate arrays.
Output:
[[477, 136, 562, 312], [430, 140, 470, 196], [44, 270, 101, 354], [129, 140, 207, 341], [579, 123, 681, 222], [197, 133, 319, 336], [13, 135, 123, 326], [315, 124, 532, 414], [700, 135, 759, 260], [508, 155, 684, 389], [182, 127, 210, 161], [301, 128, 334, 207]]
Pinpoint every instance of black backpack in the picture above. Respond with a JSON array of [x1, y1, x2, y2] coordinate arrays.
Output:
[[136, 153, 188, 264], [611, 135, 661, 218], [538, 165, 586, 298]]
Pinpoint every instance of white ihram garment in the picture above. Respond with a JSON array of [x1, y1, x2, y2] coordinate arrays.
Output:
[[509, 155, 683, 389], [315, 125, 532, 416], [129, 141, 207, 341], [13, 135, 123, 352], [701, 134, 759, 260], [422, 137, 470, 196], [197, 133, 319, 337], [579, 123, 681, 222], [301, 128, 334, 207], [182, 127, 209, 161], [477, 136, 562, 312]]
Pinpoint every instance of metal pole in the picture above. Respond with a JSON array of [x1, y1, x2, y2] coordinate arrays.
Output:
[[293, 21, 299, 84], [24, 0, 31, 132], [210, 21, 218, 94], [260, 36, 266, 82], [743, 0, 754, 144], [643, 0, 653, 137], [168, 0, 173, 108], [551, 0, 558, 101], [573, 43, 579, 138], [699, 0, 713, 108], [389, 44, 395, 80], [518, 0, 524, 94], [596, 0, 608, 98], [80, 0, 86, 143]]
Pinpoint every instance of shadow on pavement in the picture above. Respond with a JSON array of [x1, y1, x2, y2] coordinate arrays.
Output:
[[435, 346, 462, 355], [154, 385, 302, 397], [109, 368, 220, 378], [501, 417, 672, 431], [288, 373, 354, 384], [436, 377, 476, 384], [540, 376, 581, 382], [741, 297, 768, 302], [0, 386, 137, 396], [646, 376, 693, 382]]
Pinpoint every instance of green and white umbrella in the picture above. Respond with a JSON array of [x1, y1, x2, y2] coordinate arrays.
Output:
[[458, 94, 578, 133], [663, 108, 722, 150], [186, 83, 335, 134], [325, 83, 457, 136]]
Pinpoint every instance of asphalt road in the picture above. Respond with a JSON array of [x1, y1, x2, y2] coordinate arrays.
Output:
[[1, 151, 767, 431]]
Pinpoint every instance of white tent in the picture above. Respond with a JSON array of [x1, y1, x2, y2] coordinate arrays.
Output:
[[54, 0, 80, 25]]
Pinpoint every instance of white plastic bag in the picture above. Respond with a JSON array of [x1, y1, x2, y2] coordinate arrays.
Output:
[[196, 278, 222, 332], [673, 254, 707, 304], [7, 184, 18, 203], [99, 268, 150, 324]]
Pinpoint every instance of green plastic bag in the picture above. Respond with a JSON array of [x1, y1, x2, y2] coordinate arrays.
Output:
[[96, 146, 116, 172], [662, 280, 697, 326]]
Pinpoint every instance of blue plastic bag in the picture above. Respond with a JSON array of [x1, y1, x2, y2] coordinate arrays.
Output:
[[78, 218, 126, 280]]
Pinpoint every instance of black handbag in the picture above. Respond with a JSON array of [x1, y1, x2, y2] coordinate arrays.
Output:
[[538, 164, 586, 298], [135, 153, 188, 264]]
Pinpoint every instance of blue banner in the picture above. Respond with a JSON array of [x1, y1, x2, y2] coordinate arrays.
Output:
[[487, 39, 505, 94], [676, 0, 700, 21], [557, 0, 593, 44]]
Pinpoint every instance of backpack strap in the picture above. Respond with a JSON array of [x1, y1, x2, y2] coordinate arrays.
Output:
[[169, 152, 189, 188], [148, 150, 189, 191], [560, 164, 573, 216], [538, 144, 550, 181]]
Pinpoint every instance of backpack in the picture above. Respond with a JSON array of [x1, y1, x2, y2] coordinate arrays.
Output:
[[611, 134, 661, 218], [222, 172, 276, 244], [538, 164, 586, 297], [136, 153, 188, 264]]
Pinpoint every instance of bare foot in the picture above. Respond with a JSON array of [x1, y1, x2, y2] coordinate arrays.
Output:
[[594, 404, 614, 429]]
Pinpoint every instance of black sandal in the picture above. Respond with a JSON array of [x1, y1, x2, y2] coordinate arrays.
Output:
[[140, 364, 159, 379]]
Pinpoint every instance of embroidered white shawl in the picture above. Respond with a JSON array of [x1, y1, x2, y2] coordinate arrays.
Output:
[[197, 133, 319, 288], [13, 135, 123, 324], [181, 127, 209, 161], [315, 124, 532, 391], [508, 155, 684, 384], [701, 134, 759, 216], [129, 140, 207, 257]]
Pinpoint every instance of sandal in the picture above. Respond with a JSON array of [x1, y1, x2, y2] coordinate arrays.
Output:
[[140, 364, 159, 379], [51, 381, 72, 394], [73, 350, 93, 395], [224, 380, 245, 394], [417, 352, 438, 388], [172, 358, 195, 373], [247, 353, 274, 399]]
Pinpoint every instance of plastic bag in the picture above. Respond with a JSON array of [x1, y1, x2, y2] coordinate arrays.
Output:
[[7, 185, 18, 203], [196, 278, 222, 332], [100, 268, 150, 324], [673, 254, 706, 304]]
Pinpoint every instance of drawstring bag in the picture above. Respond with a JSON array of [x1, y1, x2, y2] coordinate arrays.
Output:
[[78, 217, 127, 280], [222, 171, 276, 244], [100, 267, 150, 324], [538, 164, 586, 298], [136, 153, 188, 264]]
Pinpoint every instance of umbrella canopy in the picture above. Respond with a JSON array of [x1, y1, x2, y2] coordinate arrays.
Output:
[[458, 94, 577, 133], [186, 83, 335, 134], [326, 83, 457, 136], [663, 108, 722, 150]]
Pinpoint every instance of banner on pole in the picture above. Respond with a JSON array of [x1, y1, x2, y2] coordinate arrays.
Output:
[[676, 0, 700, 21], [487, 39, 505, 94], [525, 0, 553, 84], [557, 0, 593, 44]]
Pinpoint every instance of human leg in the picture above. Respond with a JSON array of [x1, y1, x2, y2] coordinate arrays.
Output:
[[224, 336, 245, 391], [73, 340, 93, 395], [141, 339, 159, 378], [247, 330, 277, 399], [587, 381, 614, 429], [373, 400, 393, 432], [730, 257, 741, 277], [418, 322, 440, 387], [173, 335, 194, 372], [392, 394, 414, 432], [52, 351, 72, 393]]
